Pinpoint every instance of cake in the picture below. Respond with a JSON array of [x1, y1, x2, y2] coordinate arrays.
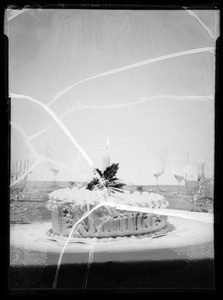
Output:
[[46, 163, 169, 239], [46, 187, 169, 238]]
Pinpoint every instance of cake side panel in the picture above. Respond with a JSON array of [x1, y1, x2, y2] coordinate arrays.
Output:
[[52, 210, 62, 234], [76, 213, 168, 238], [49, 201, 168, 238]]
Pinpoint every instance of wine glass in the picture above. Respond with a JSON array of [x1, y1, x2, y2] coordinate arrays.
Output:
[[10, 158, 33, 218], [45, 144, 64, 186], [171, 150, 189, 195], [198, 162, 214, 202], [10, 158, 33, 201], [148, 149, 167, 192], [184, 160, 203, 207]]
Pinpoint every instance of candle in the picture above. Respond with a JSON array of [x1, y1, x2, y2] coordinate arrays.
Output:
[[103, 136, 110, 171]]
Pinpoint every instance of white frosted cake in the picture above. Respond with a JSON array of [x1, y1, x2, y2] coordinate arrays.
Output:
[[46, 187, 169, 238]]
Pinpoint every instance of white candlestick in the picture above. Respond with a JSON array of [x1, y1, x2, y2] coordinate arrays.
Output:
[[103, 136, 110, 171]]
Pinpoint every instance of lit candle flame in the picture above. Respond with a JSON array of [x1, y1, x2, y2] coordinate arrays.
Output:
[[103, 136, 110, 171]]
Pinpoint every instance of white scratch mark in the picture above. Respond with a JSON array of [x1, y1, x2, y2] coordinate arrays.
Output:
[[6, 8, 28, 21], [27, 105, 77, 141], [10, 92, 94, 168], [10, 121, 41, 159], [10, 122, 80, 186], [26, 94, 213, 142], [47, 47, 214, 107], [140, 95, 214, 102], [10, 92, 108, 194], [184, 8, 216, 39], [10, 158, 42, 187]]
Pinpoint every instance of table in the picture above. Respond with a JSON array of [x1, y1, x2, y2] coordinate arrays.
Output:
[[10, 211, 214, 291]]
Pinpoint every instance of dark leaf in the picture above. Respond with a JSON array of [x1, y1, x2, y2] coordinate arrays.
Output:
[[86, 163, 124, 193], [103, 163, 119, 180], [95, 168, 103, 178], [86, 178, 100, 190]]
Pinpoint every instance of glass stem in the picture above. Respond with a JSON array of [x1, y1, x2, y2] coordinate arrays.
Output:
[[52, 170, 59, 186], [177, 181, 181, 195], [156, 176, 159, 191]]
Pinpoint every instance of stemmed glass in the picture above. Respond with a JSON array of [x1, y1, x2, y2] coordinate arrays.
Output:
[[148, 149, 167, 192], [171, 150, 189, 195], [45, 144, 64, 186], [184, 160, 203, 206], [10, 158, 33, 216], [202, 164, 214, 201], [195, 162, 214, 203], [10, 158, 33, 201]]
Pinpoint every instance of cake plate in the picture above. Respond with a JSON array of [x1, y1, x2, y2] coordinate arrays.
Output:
[[10, 210, 213, 264]]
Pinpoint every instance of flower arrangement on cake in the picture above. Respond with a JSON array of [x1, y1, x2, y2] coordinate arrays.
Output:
[[46, 162, 169, 239]]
